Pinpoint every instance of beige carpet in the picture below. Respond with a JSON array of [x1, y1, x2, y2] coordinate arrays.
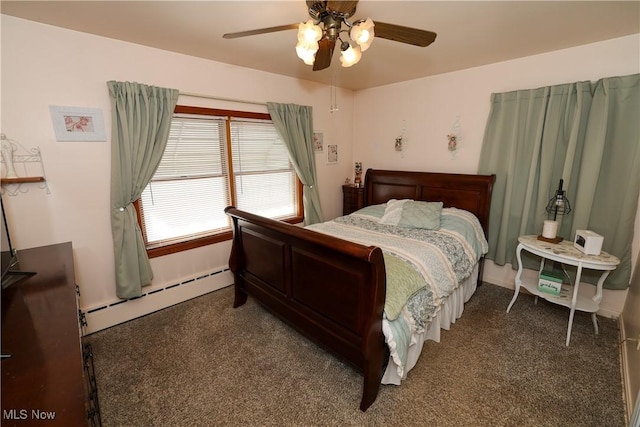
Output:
[[86, 283, 626, 426]]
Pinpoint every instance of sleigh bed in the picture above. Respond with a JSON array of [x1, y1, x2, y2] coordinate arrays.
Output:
[[225, 169, 495, 411]]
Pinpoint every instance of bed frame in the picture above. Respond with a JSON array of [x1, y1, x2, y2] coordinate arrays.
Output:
[[225, 169, 495, 411]]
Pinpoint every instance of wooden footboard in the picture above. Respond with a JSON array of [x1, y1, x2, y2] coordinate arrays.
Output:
[[224, 169, 495, 411], [225, 207, 388, 411]]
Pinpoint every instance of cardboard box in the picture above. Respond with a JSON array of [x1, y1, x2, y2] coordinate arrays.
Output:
[[538, 270, 563, 296]]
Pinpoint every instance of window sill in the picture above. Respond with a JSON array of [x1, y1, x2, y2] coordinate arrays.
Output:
[[145, 215, 304, 258], [147, 232, 233, 258]]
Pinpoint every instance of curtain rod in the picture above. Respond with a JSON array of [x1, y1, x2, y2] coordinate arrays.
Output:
[[179, 91, 267, 106]]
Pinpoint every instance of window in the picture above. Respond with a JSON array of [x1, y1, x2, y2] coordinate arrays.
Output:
[[136, 106, 303, 257]]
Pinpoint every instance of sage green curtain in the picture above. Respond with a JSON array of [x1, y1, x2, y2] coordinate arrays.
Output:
[[266, 102, 323, 225], [478, 74, 640, 290], [108, 81, 179, 299]]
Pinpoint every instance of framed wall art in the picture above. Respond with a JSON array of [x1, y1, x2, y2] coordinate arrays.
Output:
[[313, 131, 324, 152], [49, 106, 106, 142], [327, 144, 338, 164]]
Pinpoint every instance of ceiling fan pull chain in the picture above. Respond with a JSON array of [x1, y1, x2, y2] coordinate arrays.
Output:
[[330, 78, 339, 113]]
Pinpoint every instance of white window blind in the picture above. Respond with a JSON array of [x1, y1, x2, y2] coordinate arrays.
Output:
[[139, 113, 299, 247], [140, 115, 230, 245], [231, 118, 297, 219]]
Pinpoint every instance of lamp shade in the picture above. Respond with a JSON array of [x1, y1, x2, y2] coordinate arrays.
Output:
[[545, 179, 572, 220], [340, 45, 362, 67], [350, 18, 375, 52], [298, 20, 322, 43], [296, 39, 319, 64], [295, 16, 375, 68]]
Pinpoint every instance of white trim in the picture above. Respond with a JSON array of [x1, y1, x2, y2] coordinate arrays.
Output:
[[179, 91, 266, 106], [619, 314, 639, 425], [82, 268, 234, 335], [631, 389, 640, 427]]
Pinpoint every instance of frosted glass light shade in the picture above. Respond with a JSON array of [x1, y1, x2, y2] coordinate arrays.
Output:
[[340, 45, 362, 67], [295, 39, 319, 65], [298, 20, 322, 43], [350, 18, 375, 52]]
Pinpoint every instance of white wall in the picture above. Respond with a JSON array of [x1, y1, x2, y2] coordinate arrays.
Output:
[[2, 15, 639, 330], [0, 15, 354, 325], [353, 34, 640, 316]]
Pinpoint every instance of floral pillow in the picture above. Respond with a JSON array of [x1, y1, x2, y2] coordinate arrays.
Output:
[[380, 199, 443, 230]]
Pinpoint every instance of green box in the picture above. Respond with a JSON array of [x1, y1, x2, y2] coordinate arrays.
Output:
[[538, 270, 563, 296]]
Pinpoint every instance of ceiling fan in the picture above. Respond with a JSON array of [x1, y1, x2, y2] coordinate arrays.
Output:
[[222, 0, 437, 71]]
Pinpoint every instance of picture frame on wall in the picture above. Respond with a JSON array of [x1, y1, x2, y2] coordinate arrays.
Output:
[[49, 106, 107, 142], [327, 144, 338, 164], [313, 131, 324, 152]]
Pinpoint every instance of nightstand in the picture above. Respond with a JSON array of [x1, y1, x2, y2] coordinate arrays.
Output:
[[506, 235, 620, 346], [342, 184, 364, 215]]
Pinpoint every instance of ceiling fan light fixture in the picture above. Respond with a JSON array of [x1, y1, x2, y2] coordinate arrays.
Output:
[[296, 40, 319, 65], [340, 44, 362, 67], [297, 19, 323, 43], [224, 0, 437, 72], [350, 18, 375, 52]]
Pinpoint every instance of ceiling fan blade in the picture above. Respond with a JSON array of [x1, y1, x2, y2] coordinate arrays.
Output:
[[326, 0, 359, 16], [313, 38, 336, 71], [373, 21, 437, 47], [223, 23, 299, 39]]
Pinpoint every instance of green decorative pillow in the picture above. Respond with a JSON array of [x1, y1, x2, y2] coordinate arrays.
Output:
[[380, 199, 443, 229]]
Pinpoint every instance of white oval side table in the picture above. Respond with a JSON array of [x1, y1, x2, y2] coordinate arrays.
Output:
[[506, 235, 620, 346]]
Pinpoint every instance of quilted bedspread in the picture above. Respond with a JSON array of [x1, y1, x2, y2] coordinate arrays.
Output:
[[306, 204, 488, 378]]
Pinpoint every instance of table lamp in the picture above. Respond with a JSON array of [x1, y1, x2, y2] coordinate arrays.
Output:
[[539, 179, 572, 243]]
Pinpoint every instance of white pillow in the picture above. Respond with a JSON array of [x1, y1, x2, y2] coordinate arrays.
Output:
[[379, 199, 409, 225]]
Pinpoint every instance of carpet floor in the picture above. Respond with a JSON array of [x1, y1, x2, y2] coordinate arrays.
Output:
[[86, 283, 626, 426]]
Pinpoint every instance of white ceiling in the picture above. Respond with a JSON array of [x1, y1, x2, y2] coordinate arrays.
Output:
[[2, 1, 639, 91]]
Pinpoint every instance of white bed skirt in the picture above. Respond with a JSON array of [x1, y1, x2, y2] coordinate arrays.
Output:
[[381, 264, 479, 385]]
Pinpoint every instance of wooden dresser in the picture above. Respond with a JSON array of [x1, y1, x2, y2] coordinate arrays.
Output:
[[1, 242, 101, 426], [342, 184, 364, 215]]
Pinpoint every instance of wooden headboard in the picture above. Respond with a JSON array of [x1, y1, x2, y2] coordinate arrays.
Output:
[[363, 169, 496, 237]]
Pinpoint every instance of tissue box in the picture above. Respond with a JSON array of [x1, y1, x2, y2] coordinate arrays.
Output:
[[574, 230, 603, 255], [538, 270, 563, 296]]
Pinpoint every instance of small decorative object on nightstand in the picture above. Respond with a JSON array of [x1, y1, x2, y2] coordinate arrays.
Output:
[[354, 162, 363, 187], [342, 184, 364, 215], [574, 230, 604, 255]]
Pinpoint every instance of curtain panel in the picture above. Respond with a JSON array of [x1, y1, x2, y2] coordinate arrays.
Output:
[[108, 81, 179, 299], [478, 74, 640, 290], [266, 102, 323, 225]]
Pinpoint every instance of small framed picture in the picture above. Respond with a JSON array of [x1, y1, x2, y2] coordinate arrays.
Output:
[[313, 131, 324, 152], [49, 105, 106, 142], [327, 144, 338, 164]]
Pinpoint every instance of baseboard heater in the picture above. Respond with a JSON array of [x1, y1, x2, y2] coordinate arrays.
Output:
[[82, 267, 233, 335]]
